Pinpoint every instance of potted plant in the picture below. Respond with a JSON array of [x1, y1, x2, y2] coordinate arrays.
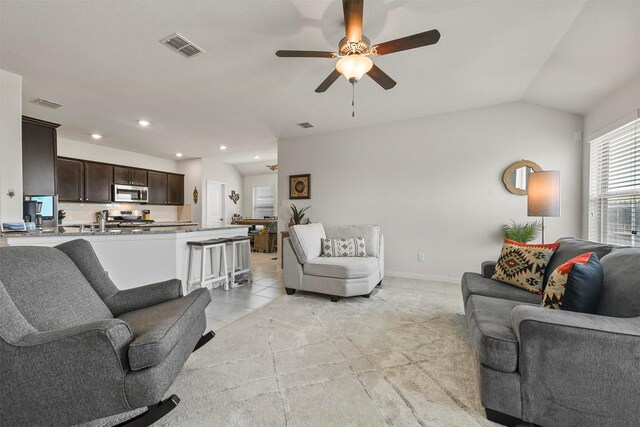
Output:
[[500, 220, 541, 243], [289, 204, 310, 227]]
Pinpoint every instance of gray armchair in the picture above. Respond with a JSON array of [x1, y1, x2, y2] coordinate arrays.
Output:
[[461, 238, 640, 426], [0, 239, 213, 426]]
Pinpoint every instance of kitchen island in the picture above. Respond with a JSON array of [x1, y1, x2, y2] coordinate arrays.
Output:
[[0, 225, 249, 291]]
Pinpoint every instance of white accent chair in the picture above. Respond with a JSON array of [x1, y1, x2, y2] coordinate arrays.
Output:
[[283, 224, 384, 302]]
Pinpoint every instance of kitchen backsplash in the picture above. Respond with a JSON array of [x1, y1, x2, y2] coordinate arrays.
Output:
[[58, 202, 190, 224]]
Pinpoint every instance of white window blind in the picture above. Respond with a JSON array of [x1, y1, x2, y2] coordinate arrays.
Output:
[[253, 185, 275, 219], [589, 117, 640, 246]]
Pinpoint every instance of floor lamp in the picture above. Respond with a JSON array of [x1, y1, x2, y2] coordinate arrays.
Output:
[[527, 171, 560, 244]]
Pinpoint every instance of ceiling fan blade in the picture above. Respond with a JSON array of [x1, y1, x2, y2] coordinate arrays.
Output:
[[343, 0, 364, 43], [373, 29, 441, 56], [315, 70, 342, 93], [366, 64, 396, 90], [276, 50, 336, 58]]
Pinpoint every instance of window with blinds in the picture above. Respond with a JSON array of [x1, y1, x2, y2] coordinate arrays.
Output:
[[253, 185, 275, 219], [589, 117, 640, 246]]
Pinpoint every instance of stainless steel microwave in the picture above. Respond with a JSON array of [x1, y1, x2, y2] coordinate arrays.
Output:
[[113, 184, 148, 203]]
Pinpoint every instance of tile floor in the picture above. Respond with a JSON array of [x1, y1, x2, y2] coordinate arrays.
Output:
[[204, 252, 284, 330]]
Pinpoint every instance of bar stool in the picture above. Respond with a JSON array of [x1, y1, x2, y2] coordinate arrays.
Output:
[[228, 236, 252, 287], [186, 238, 230, 292]]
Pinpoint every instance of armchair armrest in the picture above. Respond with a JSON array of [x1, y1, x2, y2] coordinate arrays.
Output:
[[106, 278, 183, 316], [481, 261, 496, 278], [3, 319, 133, 423], [511, 305, 640, 425]]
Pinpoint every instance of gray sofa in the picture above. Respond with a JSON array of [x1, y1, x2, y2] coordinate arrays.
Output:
[[462, 237, 640, 426], [0, 239, 213, 426], [283, 223, 384, 301]]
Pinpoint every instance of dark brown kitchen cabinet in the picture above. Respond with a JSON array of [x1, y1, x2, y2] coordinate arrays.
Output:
[[22, 116, 60, 196], [113, 166, 147, 186], [57, 158, 84, 202], [167, 173, 184, 205], [84, 162, 113, 203], [147, 171, 168, 204]]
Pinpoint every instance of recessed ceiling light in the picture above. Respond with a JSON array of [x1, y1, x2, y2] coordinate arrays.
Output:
[[176, 153, 183, 157], [91, 133, 102, 140], [138, 120, 150, 127], [253, 155, 260, 159], [219, 145, 227, 150]]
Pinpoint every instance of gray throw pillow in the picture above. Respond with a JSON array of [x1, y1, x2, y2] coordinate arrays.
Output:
[[321, 237, 367, 257]]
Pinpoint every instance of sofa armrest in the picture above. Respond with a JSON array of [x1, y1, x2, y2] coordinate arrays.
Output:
[[511, 305, 640, 425], [378, 234, 385, 279], [106, 278, 183, 316], [283, 237, 303, 289], [481, 261, 496, 278]]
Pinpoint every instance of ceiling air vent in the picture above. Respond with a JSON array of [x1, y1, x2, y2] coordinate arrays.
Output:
[[297, 122, 315, 129], [33, 98, 62, 109], [160, 33, 204, 58]]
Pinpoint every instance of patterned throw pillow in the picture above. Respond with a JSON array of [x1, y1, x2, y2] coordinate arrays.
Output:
[[491, 239, 560, 294], [541, 252, 603, 313], [321, 237, 367, 257]]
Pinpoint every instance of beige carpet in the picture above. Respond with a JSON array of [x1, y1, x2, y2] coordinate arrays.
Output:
[[86, 276, 498, 426]]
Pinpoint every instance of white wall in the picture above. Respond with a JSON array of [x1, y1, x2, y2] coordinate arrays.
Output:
[[0, 69, 23, 222], [178, 158, 203, 225], [201, 158, 243, 224], [278, 101, 584, 282], [242, 173, 278, 218], [581, 78, 640, 237], [58, 137, 178, 172]]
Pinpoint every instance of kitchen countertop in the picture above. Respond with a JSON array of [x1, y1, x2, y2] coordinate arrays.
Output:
[[0, 224, 248, 238]]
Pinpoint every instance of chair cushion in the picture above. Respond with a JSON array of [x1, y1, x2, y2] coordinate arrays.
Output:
[[597, 247, 640, 317], [466, 295, 534, 372], [304, 257, 378, 279], [0, 246, 112, 331], [289, 223, 326, 263], [491, 239, 560, 295], [461, 272, 542, 307], [541, 252, 603, 313], [324, 225, 380, 257], [544, 238, 616, 287], [119, 287, 211, 370]]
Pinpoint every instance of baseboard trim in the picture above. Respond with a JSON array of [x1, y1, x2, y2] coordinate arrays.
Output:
[[385, 270, 458, 284]]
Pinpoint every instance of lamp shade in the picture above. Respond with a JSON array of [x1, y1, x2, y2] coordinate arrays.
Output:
[[527, 171, 560, 217], [336, 54, 373, 82]]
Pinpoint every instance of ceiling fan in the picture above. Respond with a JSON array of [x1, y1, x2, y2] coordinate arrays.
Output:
[[276, 0, 440, 110]]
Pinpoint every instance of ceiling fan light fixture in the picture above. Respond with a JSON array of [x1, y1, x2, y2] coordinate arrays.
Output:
[[336, 54, 373, 83]]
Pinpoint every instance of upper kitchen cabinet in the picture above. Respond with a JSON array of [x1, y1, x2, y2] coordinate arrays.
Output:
[[22, 116, 60, 196], [167, 173, 184, 205], [57, 158, 84, 202], [147, 171, 168, 204], [84, 161, 113, 203], [114, 166, 147, 186]]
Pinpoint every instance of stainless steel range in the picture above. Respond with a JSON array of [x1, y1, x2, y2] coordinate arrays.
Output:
[[106, 209, 154, 227]]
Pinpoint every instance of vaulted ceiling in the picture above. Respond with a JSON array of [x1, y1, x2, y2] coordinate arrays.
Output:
[[1, 0, 638, 171]]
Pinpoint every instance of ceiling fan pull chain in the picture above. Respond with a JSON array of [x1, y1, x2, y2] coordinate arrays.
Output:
[[352, 82, 355, 118]]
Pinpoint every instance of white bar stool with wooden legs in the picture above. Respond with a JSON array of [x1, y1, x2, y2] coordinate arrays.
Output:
[[228, 236, 252, 288], [186, 238, 230, 292]]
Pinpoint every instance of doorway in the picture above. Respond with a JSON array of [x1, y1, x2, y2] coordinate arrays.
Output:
[[206, 180, 226, 226]]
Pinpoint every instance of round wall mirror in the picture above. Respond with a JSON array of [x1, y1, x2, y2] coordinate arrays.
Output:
[[502, 160, 543, 195]]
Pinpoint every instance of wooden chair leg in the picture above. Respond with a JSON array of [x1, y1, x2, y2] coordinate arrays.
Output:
[[114, 395, 180, 427]]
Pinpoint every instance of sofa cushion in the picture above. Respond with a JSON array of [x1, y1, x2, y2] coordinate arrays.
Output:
[[324, 225, 380, 257], [289, 223, 326, 264], [597, 247, 640, 318], [0, 246, 113, 331], [541, 252, 603, 313], [461, 272, 542, 307], [119, 287, 211, 370], [466, 295, 534, 372], [492, 239, 560, 294], [304, 257, 378, 279], [321, 236, 367, 257], [543, 238, 616, 287]]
